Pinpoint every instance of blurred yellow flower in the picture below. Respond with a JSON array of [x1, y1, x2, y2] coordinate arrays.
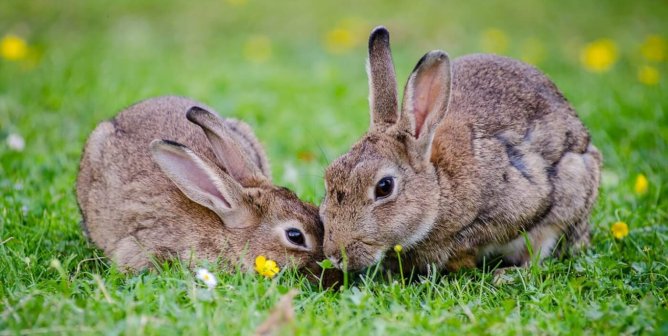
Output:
[[297, 150, 315, 162], [481, 28, 508, 54], [393, 244, 403, 253], [324, 17, 367, 54], [244, 35, 272, 63], [580, 39, 618, 73], [225, 0, 247, 6], [634, 173, 649, 195], [520, 37, 545, 65], [1, 34, 28, 61], [611, 221, 629, 240], [640, 35, 665, 62], [255, 255, 280, 278], [637, 65, 660, 86], [325, 28, 356, 54]]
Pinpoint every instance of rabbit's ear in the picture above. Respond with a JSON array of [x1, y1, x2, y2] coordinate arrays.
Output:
[[400, 50, 452, 157], [367, 26, 399, 132], [150, 140, 252, 228], [186, 106, 267, 184]]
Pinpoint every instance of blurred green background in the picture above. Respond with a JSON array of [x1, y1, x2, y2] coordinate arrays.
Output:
[[1, 0, 666, 200], [1, 0, 666, 334]]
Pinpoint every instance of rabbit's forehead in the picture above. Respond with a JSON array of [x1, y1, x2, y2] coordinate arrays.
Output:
[[326, 139, 407, 189], [274, 208, 320, 231], [276, 208, 319, 227], [252, 186, 320, 230], [271, 219, 310, 232], [326, 157, 398, 195], [326, 135, 403, 180]]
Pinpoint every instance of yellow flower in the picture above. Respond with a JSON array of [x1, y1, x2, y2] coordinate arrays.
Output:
[[611, 221, 629, 240], [255, 255, 280, 278], [640, 35, 666, 62], [637, 65, 660, 86], [481, 28, 509, 54], [324, 17, 367, 54], [580, 39, 618, 73], [634, 173, 649, 195], [393, 244, 403, 253], [1, 34, 28, 61], [244, 35, 272, 63]]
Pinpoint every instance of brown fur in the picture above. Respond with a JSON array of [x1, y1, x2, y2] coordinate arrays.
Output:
[[76, 96, 329, 276], [321, 27, 601, 272]]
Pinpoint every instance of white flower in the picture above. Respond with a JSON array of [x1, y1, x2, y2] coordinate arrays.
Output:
[[195, 268, 217, 289], [7, 133, 25, 151]]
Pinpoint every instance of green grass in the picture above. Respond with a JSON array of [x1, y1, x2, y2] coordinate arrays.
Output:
[[1, 0, 667, 334]]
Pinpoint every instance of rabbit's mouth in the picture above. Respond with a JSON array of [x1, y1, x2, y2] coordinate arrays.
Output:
[[325, 240, 386, 272]]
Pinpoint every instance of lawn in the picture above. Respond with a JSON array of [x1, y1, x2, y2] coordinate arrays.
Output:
[[1, 0, 667, 334]]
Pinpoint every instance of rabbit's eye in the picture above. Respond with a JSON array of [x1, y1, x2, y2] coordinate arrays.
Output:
[[375, 176, 394, 200], [286, 228, 306, 246]]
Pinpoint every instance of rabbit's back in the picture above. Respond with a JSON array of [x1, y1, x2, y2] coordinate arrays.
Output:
[[76, 96, 264, 268], [436, 54, 601, 259], [449, 54, 590, 163]]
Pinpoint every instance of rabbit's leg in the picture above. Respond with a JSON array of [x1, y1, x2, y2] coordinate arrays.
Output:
[[492, 146, 600, 265], [109, 236, 153, 271], [479, 222, 563, 267], [554, 218, 591, 258], [540, 147, 599, 257]]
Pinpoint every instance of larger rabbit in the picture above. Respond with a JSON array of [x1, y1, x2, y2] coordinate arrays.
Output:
[[320, 27, 601, 273], [77, 96, 327, 275]]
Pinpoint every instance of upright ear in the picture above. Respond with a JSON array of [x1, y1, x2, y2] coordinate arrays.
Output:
[[400, 50, 452, 158], [186, 106, 268, 185], [150, 140, 251, 228], [367, 26, 399, 132]]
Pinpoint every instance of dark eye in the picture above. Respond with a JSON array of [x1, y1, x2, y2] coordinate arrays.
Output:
[[286, 228, 305, 246], [374, 176, 394, 200]]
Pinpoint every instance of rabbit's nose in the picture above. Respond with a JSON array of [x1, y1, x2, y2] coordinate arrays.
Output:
[[324, 242, 343, 269]]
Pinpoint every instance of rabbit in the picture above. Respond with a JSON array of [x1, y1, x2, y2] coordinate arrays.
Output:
[[76, 96, 330, 277], [320, 27, 601, 273]]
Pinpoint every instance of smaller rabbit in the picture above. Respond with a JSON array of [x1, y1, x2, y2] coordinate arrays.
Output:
[[76, 96, 328, 277], [320, 27, 601, 273]]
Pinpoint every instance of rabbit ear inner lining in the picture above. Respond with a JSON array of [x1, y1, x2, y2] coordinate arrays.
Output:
[[402, 51, 452, 140], [413, 70, 443, 138], [151, 140, 239, 215]]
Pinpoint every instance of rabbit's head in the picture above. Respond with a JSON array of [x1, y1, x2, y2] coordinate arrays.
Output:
[[321, 27, 453, 271], [150, 107, 327, 275]]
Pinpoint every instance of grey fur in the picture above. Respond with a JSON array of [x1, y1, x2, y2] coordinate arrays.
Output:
[[76, 96, 326, 274], [321, 28, 601, 273]]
